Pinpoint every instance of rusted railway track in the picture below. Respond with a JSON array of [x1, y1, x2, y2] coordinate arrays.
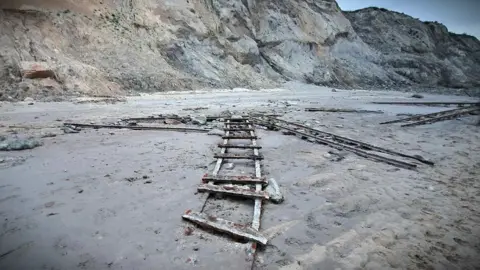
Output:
[[182, 116, 268, 266], [371, 101, 480, 106], [254, 117, 431, 170], [380, 106, 480, 127]]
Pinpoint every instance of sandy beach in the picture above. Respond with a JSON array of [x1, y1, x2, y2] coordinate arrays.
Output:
[[1, 83, 479, 269]]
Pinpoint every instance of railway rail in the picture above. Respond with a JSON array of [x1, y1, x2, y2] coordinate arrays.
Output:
[[182, 116, 268, 267], [253, 116, 433, 170]]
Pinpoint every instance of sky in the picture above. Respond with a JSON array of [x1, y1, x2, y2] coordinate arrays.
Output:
[[337, 0, 480, 38]]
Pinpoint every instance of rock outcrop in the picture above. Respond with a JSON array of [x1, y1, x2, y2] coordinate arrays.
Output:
[[344, 7, 480, 90], [0, 1, 478, 100]]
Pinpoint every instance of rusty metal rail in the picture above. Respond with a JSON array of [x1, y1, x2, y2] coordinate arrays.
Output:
[[263, 117, 433, 166], [371, 101, 480, 106], [380, 106, 480, 125], [401, 107, 480, 127], [63, 123, 210, 133], [254, 117, 420, 170]]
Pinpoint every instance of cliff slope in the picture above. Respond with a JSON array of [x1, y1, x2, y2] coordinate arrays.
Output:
[[0, 1, 478, 100], [345, 7, 480, 89]]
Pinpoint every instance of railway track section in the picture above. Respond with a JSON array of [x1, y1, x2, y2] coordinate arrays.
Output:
[[380, 106, 480, 127], [182, 116, 267, 265], [254, 116, 434, 170]]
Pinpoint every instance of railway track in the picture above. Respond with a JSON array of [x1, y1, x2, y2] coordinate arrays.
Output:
[[371, 101, 480, 106], [380, 106, 480, 127], [253, 116, 433, 170], [182, 116, 267, 266]]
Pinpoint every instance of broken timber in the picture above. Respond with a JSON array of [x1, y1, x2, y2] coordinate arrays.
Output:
[[202, 175, 268, 185], [197, 184, 269, 199], [213, 153, 264, 160], [182, 211, 268, 245], [223, 127, 255, 131], [63, 123, 210, 133], [217, 143, 262, 149], [122, 114, 281, 123], [305, 107, 384, 114], [222, 135, 257, 139]]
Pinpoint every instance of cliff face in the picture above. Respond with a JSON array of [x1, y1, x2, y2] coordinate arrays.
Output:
[[344, 7, 480, 89], [0, 1, 479, 100]]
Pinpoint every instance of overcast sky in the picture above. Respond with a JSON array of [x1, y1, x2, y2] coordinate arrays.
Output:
[[337, 0, 480, 38]]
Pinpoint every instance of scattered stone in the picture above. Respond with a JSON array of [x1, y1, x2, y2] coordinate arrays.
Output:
[[47, 213, 58, 217], [144, 180, 152, 184], [184, 227, 194, 236], [62, 126, 80, 134], [0, 135, 6, 142], [335, 125, 344, 128], [224, 163, 235, 170], [331, 89, 337, 92], [231, 115, 243, 119], [127, 122, 138, 126], [307, 137, 316, 143], [142, 175, 149, 179], [191, 115, 207, 125], [0, 138, 43, 151], [182, 107, 208, 111], [411, 94, 424, 99], [24, 97, 34, 102], [327, 150, 347, 162], [125, 177, 137, 182], [78, 189, 84, 194], [28, 102, 34, 105], [323, 153, 332, 158], [193, 247, 199, 251], [207, 129, 224, 136], [41, 132, 57, 138], [265, 178, 284, 204], [44, 201, 55, 208]]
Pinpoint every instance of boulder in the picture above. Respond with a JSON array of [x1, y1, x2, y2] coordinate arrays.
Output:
[[0, 138, 43, 151], [265, 178, 284, 204], [191, 115, 207, 125], [20, 61, 56, 79]]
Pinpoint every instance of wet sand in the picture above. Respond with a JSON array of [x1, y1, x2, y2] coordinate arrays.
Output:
[[1, 83, 479, 269]]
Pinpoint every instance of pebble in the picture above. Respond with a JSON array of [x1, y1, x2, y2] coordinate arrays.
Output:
[[224, 163, 235, 170]]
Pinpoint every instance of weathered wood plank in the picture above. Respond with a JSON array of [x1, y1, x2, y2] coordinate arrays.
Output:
[[223, 127, 255, 131], [182, 210, 268, 244], [197, 184, 269, 199], [221, 122, 252, 125], [222, 135, 258, 139], [217, 143, 262, 149], [213, 153, 264, 160], [202, 174, 267, 184]]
